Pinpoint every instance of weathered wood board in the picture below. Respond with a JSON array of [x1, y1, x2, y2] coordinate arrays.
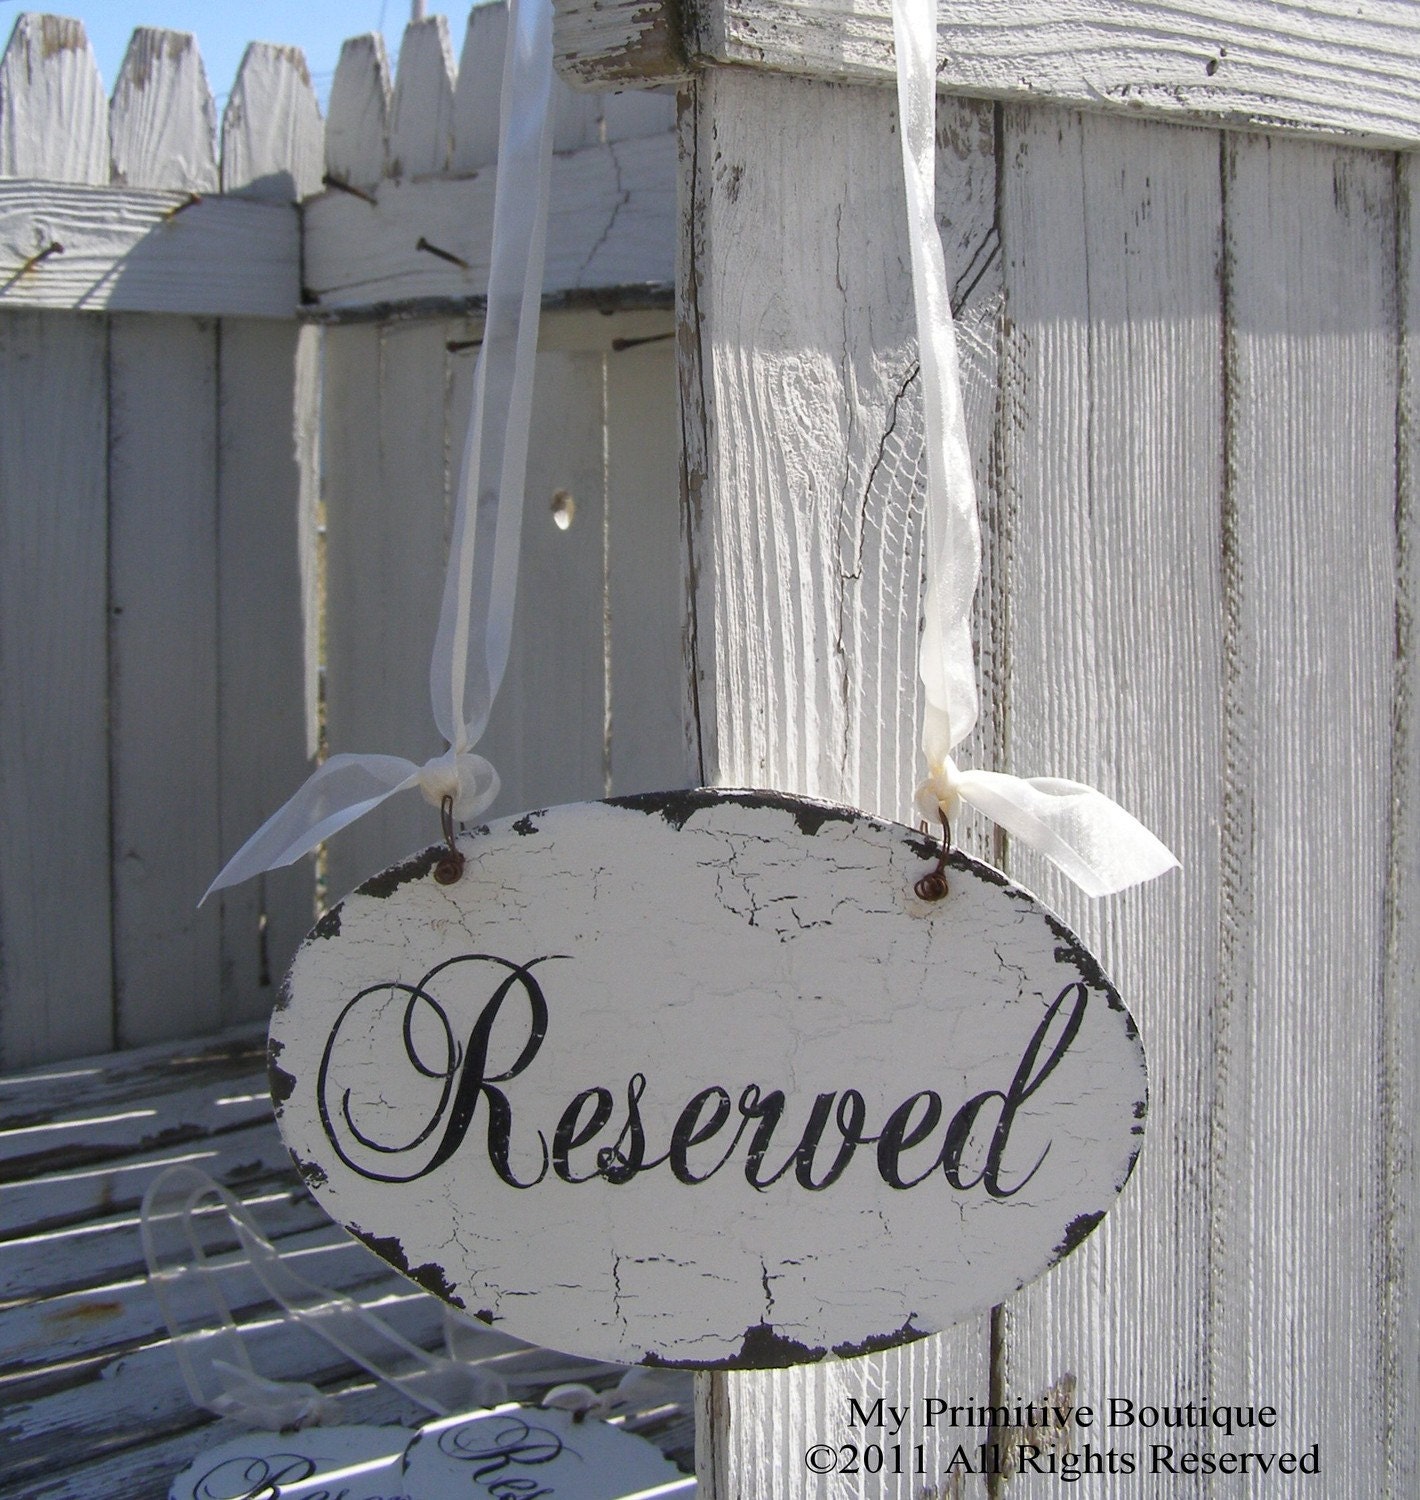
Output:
[[674, 47, 1417, 1500]]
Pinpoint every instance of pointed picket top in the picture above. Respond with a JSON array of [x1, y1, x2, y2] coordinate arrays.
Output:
[[221, 40, 322, 201], [110, 28, 217, 191], [387, 14, 455, 179], [451, 0, 506, 173], [0, 12, 107, 182], [326, 33, 391, 191]]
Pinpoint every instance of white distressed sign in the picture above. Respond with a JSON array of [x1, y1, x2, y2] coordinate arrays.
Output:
[[270, 790, 1147, 1368], [401, 1407, 692, 1498]]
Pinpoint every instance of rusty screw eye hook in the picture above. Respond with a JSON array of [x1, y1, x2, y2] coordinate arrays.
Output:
[[914, 816, 952, 902], [434, 794, 466, 885]]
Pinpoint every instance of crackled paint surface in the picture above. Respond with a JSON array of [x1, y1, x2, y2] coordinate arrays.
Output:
[[270, 790, 1147, 1368]]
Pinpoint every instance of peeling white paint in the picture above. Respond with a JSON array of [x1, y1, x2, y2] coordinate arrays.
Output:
[[271, 791, 1147, 1368]]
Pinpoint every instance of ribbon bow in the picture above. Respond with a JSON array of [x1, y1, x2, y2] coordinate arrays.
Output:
[[892, 0, 1176, 896]]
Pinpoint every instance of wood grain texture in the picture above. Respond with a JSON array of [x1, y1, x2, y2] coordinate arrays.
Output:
[[691, 0, 1420, 148], [109, 28, 218, 193], [0, 184, 298, 317], [680, 66, 1001, 1493], [990, 106, 1226, 1496], [220, 41, 322, 201], [322, 319, 451, 899], [1385, 143, 1419, 1500], [1207, 131, 1398, 1488], [301, 133, 676, 316], [215, 322, 319, 1027], [553, 0, 691, 89], [388, 15, 456, 180], [108, 313, 222, 1046], [0, 14, 107, 184], [475, 344, 611, 813], [325, 34, 391, 192], [0, 310, 112, 1067]]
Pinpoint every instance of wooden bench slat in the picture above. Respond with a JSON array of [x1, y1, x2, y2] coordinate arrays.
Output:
[[1, 1177, 330, 1308], [0, 1026, 266, 1127], [1, 1224, 370, 1378], [0, 1116, 294, 1241]]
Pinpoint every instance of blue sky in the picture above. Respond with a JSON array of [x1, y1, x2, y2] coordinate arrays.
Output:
[[2, 3, 471, 111]]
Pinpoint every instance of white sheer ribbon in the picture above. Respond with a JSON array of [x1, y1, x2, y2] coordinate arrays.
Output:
[[141, 1165, 508, 1428], [204, 0, 555, 901], [891, 0, 1177, 898]]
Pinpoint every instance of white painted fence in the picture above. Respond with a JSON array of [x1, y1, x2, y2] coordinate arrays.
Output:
[[554, 0, 1419, 1494], [2, 1, 1417, 1496], [0, 8, 680, 1068]]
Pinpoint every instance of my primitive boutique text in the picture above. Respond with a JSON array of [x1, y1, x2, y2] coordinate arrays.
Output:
[[809, 1396, 1321, 1481], [314, 953, 1087, 1192]]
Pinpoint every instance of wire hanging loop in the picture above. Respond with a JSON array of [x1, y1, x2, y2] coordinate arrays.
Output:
[[914, 816, 952, 902], [434, 794, 466, 886]]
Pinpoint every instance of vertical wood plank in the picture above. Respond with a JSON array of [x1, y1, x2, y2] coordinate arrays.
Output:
[[452, 1, 507, 173], [1208, 133, 1397, 1489], [108, 313, 222, 1046], [109, 28, 217, 192], [220, 42, 322, 201], [388, 16, 456, 180], [215, 38, 323, 1018], [472, 338, 610, 812], [992, 106, 1226, 1493], [680, 65, 995, 1497], [325, 34, 390, 192], [0, 13, 107, 183], [0, 310, 112, 1066], [606, 338, 687, 793], [322, 320, 450, 899], [216, 321, 320, 1020], [1384, 147, 1419, 1499]]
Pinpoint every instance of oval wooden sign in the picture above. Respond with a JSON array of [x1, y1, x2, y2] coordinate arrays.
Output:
[[270, 790, 1147, 1369]]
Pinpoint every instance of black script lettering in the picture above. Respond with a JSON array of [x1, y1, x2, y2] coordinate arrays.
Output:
[[670, 1086, 735, 1183], [877, 1090, 943, 1188], [317, 954, 558, 1187], [552, 1086, 613, 1182], [937, 982, 1087, 1198], [313, 955, 1092, 1198], [597, 1072, 670, 1183], [437, 1413, 571, 1499], [194, 1455, 315, 1500]]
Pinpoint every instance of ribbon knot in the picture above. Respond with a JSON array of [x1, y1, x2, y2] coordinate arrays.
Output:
[[416, 749, 500, 821]]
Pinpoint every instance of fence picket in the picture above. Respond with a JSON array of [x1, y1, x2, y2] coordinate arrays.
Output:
[[0, 14, 107, 183], [1205, 133, 1398, 1489], [326, 34, 390, 192], [322, 321, 451, 899], [605, 333, 687, 793], [109, 314, 223, 1046], [388, 15, 456, 180], [452, 2, 507, 172], [109, 27, 217, 192], [992, 108, 1226, 1486], [220, 41, 322, 200], [0, 311, 112, 1067]]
